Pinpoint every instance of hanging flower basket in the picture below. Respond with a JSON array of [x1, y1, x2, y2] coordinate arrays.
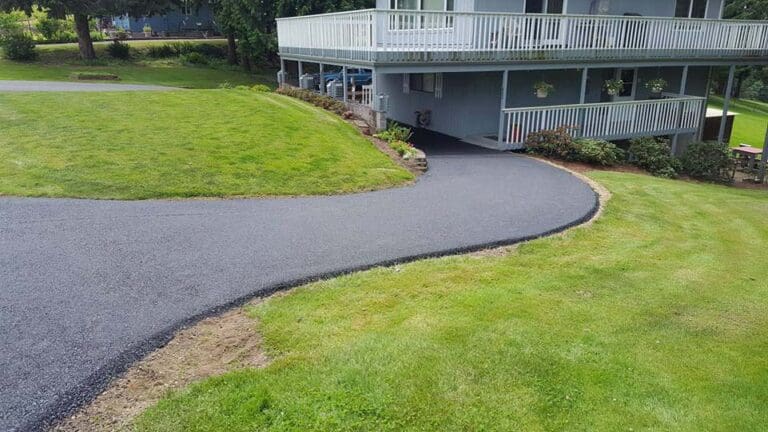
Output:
[[533, 81, 555, 99], [645, 78, 668, 94], [604, 79, 624, 96]]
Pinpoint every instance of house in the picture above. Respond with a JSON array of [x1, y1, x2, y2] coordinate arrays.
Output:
[[276, 0, 768, 152], [111, 4, 217, 37]]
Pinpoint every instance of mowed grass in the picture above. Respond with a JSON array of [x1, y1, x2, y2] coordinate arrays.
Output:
[[0, 91, 412, 199], [0, 41, 274, 88], [135, 172, 768, 432], [709, 96, 768, 148]]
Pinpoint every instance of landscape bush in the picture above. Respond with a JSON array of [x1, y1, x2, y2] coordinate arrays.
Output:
[[106, 40, 131, 59], [147, 42, 226, 60], [628, 136, 680, 178], [275, 87, 347, 115], [573, 138, 625, 166], [251, 84, 271, 92], [1, 33, 36, 61], [525, 126, 579, 160], [680, 141, 734, 184], [375, 122, 413, 143], [181, 52, 209, 65], [389, 140, 416, 158]]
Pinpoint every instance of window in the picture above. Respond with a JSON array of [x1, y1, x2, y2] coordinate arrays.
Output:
[[675, 0, 708, 18], [410, 73, 436, 93], [525, 0, 564, 14], [389, 0, 455, 30]]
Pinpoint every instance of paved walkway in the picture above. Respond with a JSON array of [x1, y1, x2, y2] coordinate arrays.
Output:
[[0, 80, 175, 92], [0, 139, 598, 431]]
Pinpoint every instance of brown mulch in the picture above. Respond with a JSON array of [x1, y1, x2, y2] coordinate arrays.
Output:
[[52, 300, 269, 432]]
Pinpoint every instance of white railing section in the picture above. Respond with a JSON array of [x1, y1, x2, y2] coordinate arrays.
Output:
[[276, 10, 768, 63], [502, 96, 705, 145]]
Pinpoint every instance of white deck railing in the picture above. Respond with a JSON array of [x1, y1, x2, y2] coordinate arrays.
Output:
[[276, 10, 768, 63], [502, 96, 706, 145]]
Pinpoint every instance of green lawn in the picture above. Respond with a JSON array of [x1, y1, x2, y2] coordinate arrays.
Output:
[[0, 91, 412, 199], [136, 172, 768, 431], [0, 40, 274, 88], [709, 96, 768, 148]]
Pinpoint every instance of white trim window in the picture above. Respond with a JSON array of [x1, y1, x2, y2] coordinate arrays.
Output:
[[389, 0, 455, 30]]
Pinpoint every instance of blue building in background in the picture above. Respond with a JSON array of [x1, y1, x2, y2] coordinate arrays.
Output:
[[112, 4, 218, 36]]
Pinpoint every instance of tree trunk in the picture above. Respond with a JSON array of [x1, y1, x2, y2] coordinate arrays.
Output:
[[74, 14, 96, 60], [226, 33, 238, 65], [241, 52, 252, 73]]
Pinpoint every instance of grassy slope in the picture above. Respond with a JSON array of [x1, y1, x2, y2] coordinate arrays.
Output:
[[709, 96, 768, 148], [0, 41, 274, 88], [136, 172, 768, 432], [0, 91, 412, 199]]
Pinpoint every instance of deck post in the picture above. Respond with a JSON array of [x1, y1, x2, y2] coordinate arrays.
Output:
[[319, 63, 325, 95], [718, 65, 736, 144], [279, 58, 286, 87], [498, 70, 509, 149], [297, 61, 303, 79], [697, 66, 714, 141], [759, 125, 768, 183], [579, 68, 588, 104], [342, 66, 349, 103], [671, 65, 689, 154]]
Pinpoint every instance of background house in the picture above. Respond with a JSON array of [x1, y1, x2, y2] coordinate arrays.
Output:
[[111, 4, 218, 36]]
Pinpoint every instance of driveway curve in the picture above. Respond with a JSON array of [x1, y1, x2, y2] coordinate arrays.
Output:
[[0, 141, 598, 431], [0, 80, 175, 92]]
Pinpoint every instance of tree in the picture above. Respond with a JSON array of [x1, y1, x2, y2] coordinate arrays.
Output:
[[0, 0, 178, 59], [724, 0, 768, 20]]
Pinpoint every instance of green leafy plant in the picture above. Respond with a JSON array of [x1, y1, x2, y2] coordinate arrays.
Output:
[[375, 122, 413, 144], [389, 140, 416, 159], [0, 32, 36, 61], [275, 87, 347, 115], [180, 52, 209, 65], [603, 79, 624, 96], [680, 141, 735, 184], [533, 81, 554, 97], [106, 40, 130, 59], [573, 138, 625, 166], [644, 78, 668, 94], [143, 24, 152, 33], [628, 136, 680, 178], [251, 84, 271, 92], [525, 126, 579, 160]]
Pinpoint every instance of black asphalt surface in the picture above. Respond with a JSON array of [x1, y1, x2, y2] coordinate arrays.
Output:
[[0, 81, 175, 92], [0, 137, 598, 431]]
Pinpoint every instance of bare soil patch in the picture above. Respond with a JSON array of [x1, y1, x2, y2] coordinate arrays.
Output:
[[52, 301, 268, 432]]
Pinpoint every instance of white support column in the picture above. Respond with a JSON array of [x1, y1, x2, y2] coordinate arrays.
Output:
[[297, 61, 303, 79], [718, 65, 736, 144], [562, 0, 569, 13], [498, 70, 509, 149], [319, 63, 325, 95], [579, 68, 588, 104], [342, 66, 349, 103], [279, 58, 286, 87], [759, 125, 768, 183], [718, 0, 726, 19], [697, 66, 714, 141], [671, 65, 689, 154]]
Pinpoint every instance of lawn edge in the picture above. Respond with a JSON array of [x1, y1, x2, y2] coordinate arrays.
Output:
[[38, 160, 602, 432]]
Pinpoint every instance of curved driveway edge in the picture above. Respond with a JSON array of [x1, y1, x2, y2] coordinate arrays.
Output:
[[0, 80, 176, 92], [0, 146, 598, 432]]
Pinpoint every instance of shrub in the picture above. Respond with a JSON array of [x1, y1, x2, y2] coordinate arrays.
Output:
[[180, 52, 209, 65], [680, 141, 734, 184], [275, 87, 347, 115], [218, 81, 234, 89], [573, 139, 625, 166], [628, 136, 680, 178], [525, 126, 579, 160], [389, 140, 416, 158], [191, 43, 226, 59], [146, 44, 176, 58], [106, 40, 130, 59], [1, 33, 36, 61], [375, 122, 413, 143], [251, 84, 271, 92]]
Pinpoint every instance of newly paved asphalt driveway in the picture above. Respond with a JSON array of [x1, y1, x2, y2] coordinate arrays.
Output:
[[0, 138, 598, 431]]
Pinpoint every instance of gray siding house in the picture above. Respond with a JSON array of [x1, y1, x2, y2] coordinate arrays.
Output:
[[276, 0, 768, 152]]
